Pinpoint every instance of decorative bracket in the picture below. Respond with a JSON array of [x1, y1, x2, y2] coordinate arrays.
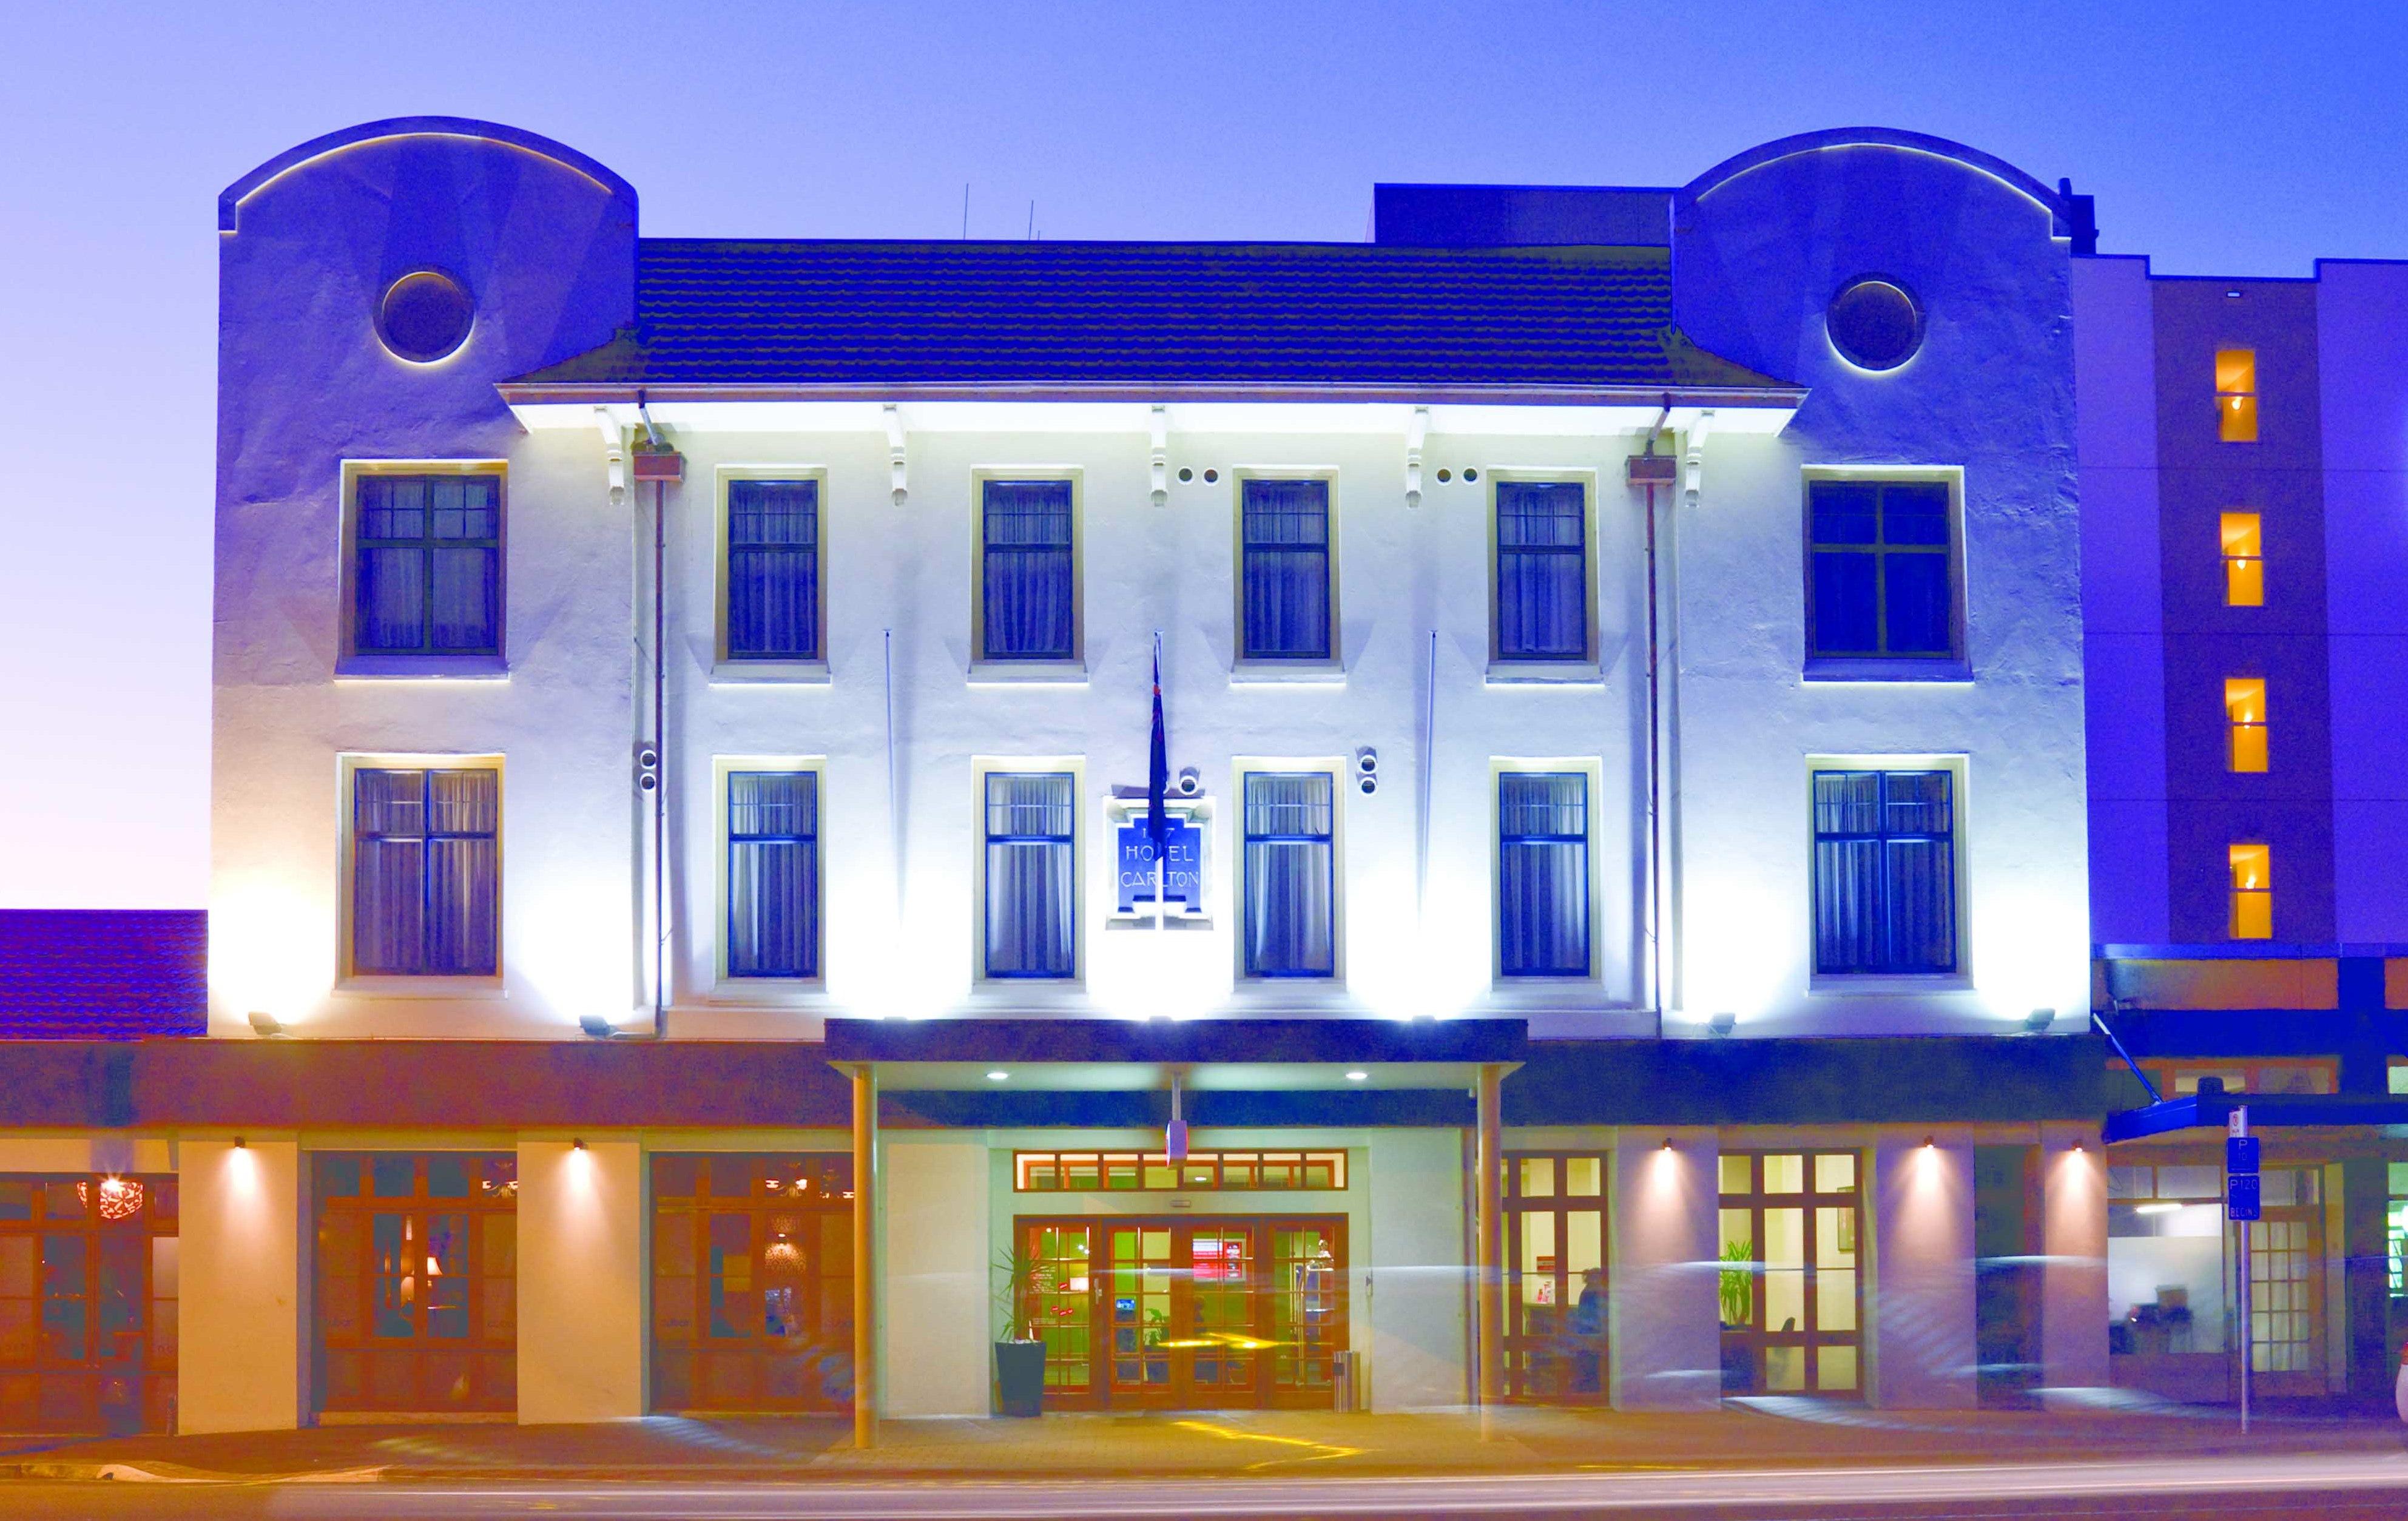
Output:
[[1405, 405, 1429, 509], [884, 403, 908, 507], [1149, 405, 1170, 508]]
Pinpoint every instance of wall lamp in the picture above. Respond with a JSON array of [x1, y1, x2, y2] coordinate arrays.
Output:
[[2022, 1008, 2056, 1034], [248, 1011, 286, 1038], [1706, 1011, 1737, 1037], [578, 1015, 616, 1040], [233, 1136, 246, 1150], [572, 1138, 587, 1152]]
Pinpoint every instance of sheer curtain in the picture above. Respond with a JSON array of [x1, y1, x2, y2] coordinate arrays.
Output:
[[1243, 773, 1334, 976], [1812, 770, 1954, 974], [1498, 772, 1589, 976], [728, 771, 820, 977], [985, 773, 1076, 977], [1495, 484, 1587, 659], [727, 481, 821, 659], [982, 482, 1074, 659], [1241, 480, 1330, 658], [354, 767, 497, 975], [356, 475, 500, 655]]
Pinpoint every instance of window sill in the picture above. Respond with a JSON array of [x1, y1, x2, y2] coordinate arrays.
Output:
[[968, 659, 1088, 686], [1807, 973, 1973, 996], [335, 975, 508, 999], [1486, 660, 1604, 686], [712, 659, 831, 685], [1802, 657, 1972, 684], [707, 977, 826, 998], [1231, 659, 1345, 686], [336, 655, 510, 681]]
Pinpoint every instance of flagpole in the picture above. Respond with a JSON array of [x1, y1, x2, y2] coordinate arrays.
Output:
[[1152, 630, 1167, 932]]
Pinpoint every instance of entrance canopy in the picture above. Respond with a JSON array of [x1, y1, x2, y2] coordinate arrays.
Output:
[[823, 1017, 1524, 1127]]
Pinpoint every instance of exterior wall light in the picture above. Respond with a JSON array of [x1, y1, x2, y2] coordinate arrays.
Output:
[[578, 1015, 616, 1039], [572, 1139, 587, 1152], [1707, 1011, 1737, 1037], [1922, 1135, 1937, 1150], [2023, 1008, 2055, 1034], [1661, 1138, 1674, 1152], [233, 1136, 246, 1150], [248, 1011, 285, 1038], [1344, 1070, 1368, 1082], [986, 1070, 1010, 1082]]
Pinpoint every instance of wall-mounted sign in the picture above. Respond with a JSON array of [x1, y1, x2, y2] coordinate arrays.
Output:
[[1116, 819, 1204, 914]]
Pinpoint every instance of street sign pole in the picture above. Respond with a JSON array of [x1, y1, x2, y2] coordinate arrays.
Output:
[[2228, 1105, 2256, 1436]]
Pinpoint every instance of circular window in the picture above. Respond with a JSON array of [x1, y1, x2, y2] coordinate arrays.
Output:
[[1826, 277, 1922, 371], [377, 270, 474, 363]]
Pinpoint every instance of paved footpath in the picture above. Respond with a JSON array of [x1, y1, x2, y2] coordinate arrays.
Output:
[[4, 1398, 2407, 1485]]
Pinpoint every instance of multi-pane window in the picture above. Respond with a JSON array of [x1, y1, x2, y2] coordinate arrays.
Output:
[[1242, 772, 1335, 977], [727, 771, 819, 979], [1498, 773, 1590, 977], [2229, 843, 2272, 940], [351, 767, 499, 976], [1718, 1152, 1861, 1395], [983, 773, 1076, 978], [2217, 349, 2259, 442], [726, 480, 821, 660], [2221, 512, 2264, 606], [1496, 482, 1589, 660], [1806, 480, 1955, 660], [1014, 1150, 1347, 1192], [353, 474, 502, 655], [1810, 769, 1957, 976], [2225, 679, 2268, 772], [1239, 480, 1332, 659], [981, 481, 1075, 660]]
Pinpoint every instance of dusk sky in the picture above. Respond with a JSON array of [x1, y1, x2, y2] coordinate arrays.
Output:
[[5, 1, 2404, 908]]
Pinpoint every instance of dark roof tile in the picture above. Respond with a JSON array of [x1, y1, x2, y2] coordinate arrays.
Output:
[[0, 911, 206, 1039]]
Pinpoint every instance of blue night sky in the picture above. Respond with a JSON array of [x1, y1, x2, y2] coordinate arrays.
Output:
[[2, 1, 2402, 906]]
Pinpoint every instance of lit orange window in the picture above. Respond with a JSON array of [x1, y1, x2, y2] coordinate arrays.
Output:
[[2216, 349, 2258, 442], [2220, 512, 2263, 605], [2225, 678, 2267, 772], [2228, 843, 2272, 939]]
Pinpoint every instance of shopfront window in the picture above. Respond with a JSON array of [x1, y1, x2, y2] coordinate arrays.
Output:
[[0, 1174, 177, 1434], [2108, 1160, 2326, 1398], [1718, 1151, 1861, 1395], [650, 1154, 853, 1413]]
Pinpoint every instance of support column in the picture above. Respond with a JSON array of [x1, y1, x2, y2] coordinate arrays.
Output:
[[1475, 1062, 1504, 1405], [178, 1137, 301, 1433], [518, 1138, 643, 1423], [852, 1064, 879, 1448], [2038, 1128, 2109, 1394]]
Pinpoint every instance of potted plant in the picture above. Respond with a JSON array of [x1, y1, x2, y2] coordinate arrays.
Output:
[[993, 1246, 1050, 1417]]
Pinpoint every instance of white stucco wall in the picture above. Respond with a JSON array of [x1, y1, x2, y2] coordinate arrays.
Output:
[[1363, 1127, 1468, 1409], [882, 1131, 992, 1416], [516, 1138, 644, 1423], [176, 1138, 302, 1433], [1867, 1136, 1976, 1409], [1608, 1127, 1719, 1409]]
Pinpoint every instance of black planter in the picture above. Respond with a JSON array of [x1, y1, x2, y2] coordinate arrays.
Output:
[[994, 1339, 1047, 1417]]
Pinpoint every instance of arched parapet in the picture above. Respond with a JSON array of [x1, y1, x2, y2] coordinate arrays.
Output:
[[219, 116, 636, 233], [1679, 127, 2076, 240]]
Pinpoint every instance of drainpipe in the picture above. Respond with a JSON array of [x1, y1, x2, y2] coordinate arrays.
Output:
[[638, 392, 672, 1037], [1635, 401, 1673, 1031]]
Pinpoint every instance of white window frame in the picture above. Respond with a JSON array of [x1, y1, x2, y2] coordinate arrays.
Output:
[[969, 468, 1087, 683], [1486, 470, 1602, 683], [712, 464, 831, 684], [971, 757, 1087, 988], [334, 751, 507, 996], [1489, 757, 1605, 988], [1230, 468, 1344, 683], [712, 755, 827, 991], [334, 459, 510, 681], [1803, 752, 1972, 993], [1230, 757, 1347, 986]]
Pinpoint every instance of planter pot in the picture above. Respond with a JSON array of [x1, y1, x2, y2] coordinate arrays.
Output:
[[995, 1339, 1047, 1417]]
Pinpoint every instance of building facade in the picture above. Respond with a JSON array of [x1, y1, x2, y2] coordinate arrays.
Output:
[[2077, 253, 2408, 1405], [0, 119, 2119, 1437]]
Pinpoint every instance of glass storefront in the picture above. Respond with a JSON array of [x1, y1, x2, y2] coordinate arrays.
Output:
[[313, 1152, 518, 1417], [1015, 1215, 1344, 1410], [650, 1153, 853, 1413], [0, 1174, 177, 1434], [2108, 1160, 2324, 1400], [1504, 1153, 1608, 1403], [1718, 1151, 1862, 1396]]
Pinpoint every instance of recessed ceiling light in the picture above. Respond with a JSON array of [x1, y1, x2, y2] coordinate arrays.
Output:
[[986, 1070, 1010, 1082], [1344, 1070, 1368, 1082]]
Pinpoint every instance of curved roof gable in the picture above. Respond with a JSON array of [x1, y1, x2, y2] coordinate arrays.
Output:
[[219, 115, 636, 234], [1682, 127, 2080, 240]]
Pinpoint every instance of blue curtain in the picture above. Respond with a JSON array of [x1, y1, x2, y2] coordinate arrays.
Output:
[[982, 482, 1074, 659], [354, 767, 497, 975], [1496, 483, 1588, 659], [1241, 480, 1331, 659], [728, 771, 819, 977], [727, 481, 821, 659], [985, 773, 1076, 977], [1498, 772, 1589, 976], [356, 476, 499, 655], [1812, 770, 1954, 973], [1243, 773, 1334, 976]]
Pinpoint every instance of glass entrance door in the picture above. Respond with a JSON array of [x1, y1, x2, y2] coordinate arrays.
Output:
[[2248, 1207, 2322, 1396], [1718, 1151, 1862, 1397], [1020, 1215, 1344, 1410]]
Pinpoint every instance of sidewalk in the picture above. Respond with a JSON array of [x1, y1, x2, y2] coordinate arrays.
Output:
[[5, 1398, 2403, 1484]]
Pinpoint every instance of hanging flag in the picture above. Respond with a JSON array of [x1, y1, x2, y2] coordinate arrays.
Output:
[[1147, 637, 1170, 901]]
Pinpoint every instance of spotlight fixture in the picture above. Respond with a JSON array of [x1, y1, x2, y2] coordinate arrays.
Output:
[[1706, 1011, 1737, 1037], [986, 1070, 1010, 1082], [1661, 1138, 1674, 1152], [1344, 1070, 1369, 1082], [2022, 1008, 2055, 1034], [1922, 1135, 1937, 1150], [248, 1010, 285, 1038], [233, 1136, 247, 1150], [578, 1014, 615, 1039], [572, 1138, 586, 1152]]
